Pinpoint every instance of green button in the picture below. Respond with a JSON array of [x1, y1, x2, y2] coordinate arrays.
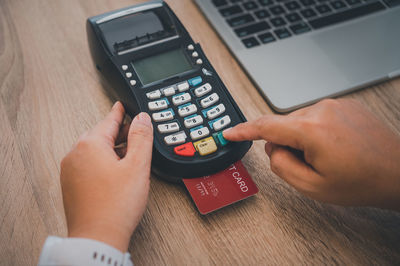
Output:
[[213, 132, 229, 146]]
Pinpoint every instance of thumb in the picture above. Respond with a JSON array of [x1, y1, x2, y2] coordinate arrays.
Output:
[[124, 112, 154, 164], [266, 143, 321, 195]]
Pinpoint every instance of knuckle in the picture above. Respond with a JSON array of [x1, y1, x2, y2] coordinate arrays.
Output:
[[269, 149, 285, 175], [342, 98, 360, 108], [257, 116, 274, 135], [318, 99, 340, 116], [297, 118, 317, 133], [270, 161, 280, 176], [298, 107, 331, 133], [76, 138, 91, 150], [130, 124, 153, 140], [60, 155, 69, 170], [77, 131, 89, 142], [319, 98, 338, 108], [259, 115, 273, 125]]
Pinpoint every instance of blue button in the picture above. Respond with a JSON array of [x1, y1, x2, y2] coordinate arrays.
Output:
[[208, 117, 223, 129], [213, 132, 229, 146], [190, 125, 203, 132], [184, 113, 197, 120], [201, 106, 213, 117], [188, 76, 202, 87], [161, 97, 169, 105], [163, 108, 175, 116], [178, 102, 191, 110]]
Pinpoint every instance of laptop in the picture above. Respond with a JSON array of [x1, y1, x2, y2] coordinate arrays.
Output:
[[194, 0, 400, 112]]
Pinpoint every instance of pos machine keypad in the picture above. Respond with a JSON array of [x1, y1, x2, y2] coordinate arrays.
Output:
[[88, 1, 252, 180], [145, 75, 231, 157]]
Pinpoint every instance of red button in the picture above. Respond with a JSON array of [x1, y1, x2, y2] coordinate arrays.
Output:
[[174, 142, 196, 157]]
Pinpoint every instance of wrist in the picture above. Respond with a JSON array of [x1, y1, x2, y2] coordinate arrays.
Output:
[[68, 223, 131, 252]]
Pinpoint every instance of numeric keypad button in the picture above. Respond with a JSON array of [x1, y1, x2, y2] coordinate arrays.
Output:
[[172, 93, 191, 106], [188, 76, 202, 87], [157, 122, 179, 134], [152, 109, 174, 122], [148, 99, 168, 111], [206, 103, 226, 119], [164, 131, 187, 145], [190, 127, 210, 140], [194, 83, 212, 97], [200, 93, 219, 108], [178, 104, 197, 117], [184, 115, 203, 128], [146, 90, 161, 100], [177, 81, 189, 92], [212, 115, 231, 131], [163, 87, 175, 96], [193, 137, 218, 156]]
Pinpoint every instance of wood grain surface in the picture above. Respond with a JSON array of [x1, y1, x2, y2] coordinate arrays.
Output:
[[1, 0, 399, 265]]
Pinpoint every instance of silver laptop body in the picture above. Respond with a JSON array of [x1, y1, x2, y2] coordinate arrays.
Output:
[[194, 0, 400, 112]]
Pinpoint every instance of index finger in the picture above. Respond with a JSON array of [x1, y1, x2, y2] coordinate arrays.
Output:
[[223, 115, 304, 150]]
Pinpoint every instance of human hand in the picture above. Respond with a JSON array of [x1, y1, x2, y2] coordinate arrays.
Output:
[[60, 102, 153, 251], [223, 99, 400, 211]]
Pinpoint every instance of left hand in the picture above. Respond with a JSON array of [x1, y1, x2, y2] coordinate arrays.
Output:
[[60, 102, 154, 252]]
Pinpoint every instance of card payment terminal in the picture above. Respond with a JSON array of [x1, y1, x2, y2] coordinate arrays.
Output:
[[87, 0, 252, 182]]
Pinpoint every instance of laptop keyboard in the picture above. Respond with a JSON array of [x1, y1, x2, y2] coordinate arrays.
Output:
[[212, 0, 398, 48]]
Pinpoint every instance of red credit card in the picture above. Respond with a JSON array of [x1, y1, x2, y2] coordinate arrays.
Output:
[[183, 160, 258, 215]]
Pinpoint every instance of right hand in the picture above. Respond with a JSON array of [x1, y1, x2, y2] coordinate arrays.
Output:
[[223, 99, 400, 211]]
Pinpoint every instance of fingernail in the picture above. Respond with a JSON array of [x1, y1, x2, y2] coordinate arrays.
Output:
[[134, 112, 152, 127], [265, 142, 273, 157], [112, 101, 119, 110]]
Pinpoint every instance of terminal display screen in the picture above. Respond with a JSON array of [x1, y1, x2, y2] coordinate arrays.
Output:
[[132, 48, 193, 85]]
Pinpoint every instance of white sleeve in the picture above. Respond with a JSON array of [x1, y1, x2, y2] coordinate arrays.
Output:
[[38, 236, 133, 266]]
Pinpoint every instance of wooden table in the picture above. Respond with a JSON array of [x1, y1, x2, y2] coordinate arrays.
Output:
[[1, 0, 399, 265]]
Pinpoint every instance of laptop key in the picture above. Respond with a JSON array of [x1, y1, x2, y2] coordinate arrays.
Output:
[[219, 5, 244, 17], [234, 21, 271, 37], [274, 28, 292, 38], [269, 5, 286, 14], [330, 0, 347, 9], [270, 17, 287, 27], [383, 0, 400, 6], [345, 0, 362, 5], [300, 0, 316, 6], [242, 37, 261, 48], [301, 8, 318, 17], [243, 1, 259, 9], [254, 9, 271, 18], [213, 0, 228, 7], [227, 14, 255, 27], [289, 22, 311, 34], [258, 32, 276, 43], [258, 0, 275, 5], [285, 1, 302, 10], [285, 12, 302, 22], [315, 4, 332, 13], [309, 1, 386, 29]]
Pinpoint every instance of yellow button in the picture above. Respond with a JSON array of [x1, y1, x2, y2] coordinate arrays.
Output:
[[193, 137, 218, 156]]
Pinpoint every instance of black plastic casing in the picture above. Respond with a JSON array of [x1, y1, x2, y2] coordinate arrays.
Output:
[[87, 0, 252, 183]]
